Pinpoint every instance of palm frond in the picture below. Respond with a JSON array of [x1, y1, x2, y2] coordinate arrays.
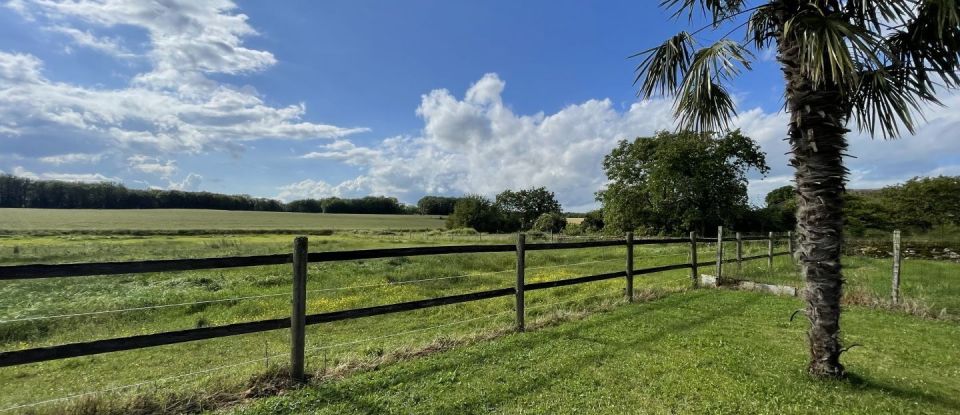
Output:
[[675, 78, 737, 132], [747, 5, 777, 51], [688, 40, 753, 80], [843, 0, 915, 32], [784, 10, 889, 88], [889, 0, 960, 89], [673, 40, 752, 131], [660, 0, 747, 24], [850, 66, 938, 138], [633, 32, 696, 98], [922, 0, 960, 34]]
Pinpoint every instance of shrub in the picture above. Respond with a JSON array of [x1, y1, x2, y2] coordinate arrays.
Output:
[[532, 212, 567, 233], [526, 231, 547, 239], [445, 228, 480, 236], [581, 210, 604, 232], [445, 195, 519, 233], [564, 223, 583, 236]]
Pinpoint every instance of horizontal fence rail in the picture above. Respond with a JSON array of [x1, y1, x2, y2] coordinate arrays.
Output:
[[0, 245, 521, 281], [0, 254, 292, 280], [0, 288, 517, 367], [0, 231, 792, 376]]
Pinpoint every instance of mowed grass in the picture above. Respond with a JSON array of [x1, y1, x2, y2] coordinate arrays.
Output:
[[0, 208, 445, 233], [228, 290, 960, 415], [0, 233, 695, 412]]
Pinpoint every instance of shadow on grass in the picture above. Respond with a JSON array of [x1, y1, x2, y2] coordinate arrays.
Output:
[[845, 373, 960, 412], [286, 290, 763, 414]]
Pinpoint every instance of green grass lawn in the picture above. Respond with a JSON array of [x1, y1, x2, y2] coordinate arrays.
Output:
[[0, 208, 445, 233], [227, 290, 960, 415]]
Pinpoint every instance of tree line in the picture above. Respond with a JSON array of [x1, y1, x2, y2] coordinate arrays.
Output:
[[766, 176, 960, 236], [0, 175, 411, 214]]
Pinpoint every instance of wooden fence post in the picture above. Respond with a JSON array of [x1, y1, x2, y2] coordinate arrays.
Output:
[[626, 232, 634, 302], [787, 231, 794, 259], [767, 232, 774, 269], [716, 226, 724, 285], [735, 232, 743, 274], [516, 233, 526, 332], [291, 236, 308, 382], [892, 230, 901, 304], [690, 231, 698, 288]]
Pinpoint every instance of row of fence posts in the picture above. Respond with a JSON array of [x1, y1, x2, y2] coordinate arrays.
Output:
[[285, 229, 790, 381], [712, 227, 790, 286]]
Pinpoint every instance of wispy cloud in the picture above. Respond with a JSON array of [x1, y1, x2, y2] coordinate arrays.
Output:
[[1, 0, 368, 154], [38, 153, 105, 165]]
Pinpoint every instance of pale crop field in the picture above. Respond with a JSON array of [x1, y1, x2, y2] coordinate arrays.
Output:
[[0, 208, 446, 233]]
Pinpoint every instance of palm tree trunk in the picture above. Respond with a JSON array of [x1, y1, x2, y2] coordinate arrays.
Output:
[[778, 30, 848, 379]]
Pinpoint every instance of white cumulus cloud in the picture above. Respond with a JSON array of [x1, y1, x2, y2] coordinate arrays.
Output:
[[127, 154, 177, 178], [284, 73, 960, 210], [166, 173, 203, 191]]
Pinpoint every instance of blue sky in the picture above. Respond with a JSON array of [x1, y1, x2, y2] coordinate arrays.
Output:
[[1, 0, 958, 211]]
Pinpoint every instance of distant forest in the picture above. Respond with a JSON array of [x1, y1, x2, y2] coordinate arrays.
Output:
[[0, 175, 410, 214]]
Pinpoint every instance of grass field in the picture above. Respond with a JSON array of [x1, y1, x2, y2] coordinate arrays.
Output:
[[0, 209, 445, 233], [229, 290, 960, 415], [1, 230, 958, 414], [0, 232, 696, 413], [717, 239, 960, 316]]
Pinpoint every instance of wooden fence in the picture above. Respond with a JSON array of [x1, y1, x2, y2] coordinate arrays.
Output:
[[0, 230, 791, 381]]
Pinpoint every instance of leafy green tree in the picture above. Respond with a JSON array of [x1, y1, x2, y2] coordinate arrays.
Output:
[[532, 212, 568, 233], [765, 185, 799, 231], [881, 176, 960, 230], [765, 185, 796, 208], [634, 0, 960, 377], [416, 196, 460, 215], [844, 192, 892, 235], [597, 130, 767, 235], [446, 195, 518, 233], [495, 187, 562, 229], [581, 209, 605, 233]]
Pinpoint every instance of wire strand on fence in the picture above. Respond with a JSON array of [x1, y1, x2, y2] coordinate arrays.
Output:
[[0, 291, 292, 324], [0, 252, 691, 324], [304, 268, 515, 294], [0, 351, 285, 413], [524, 258, 621, 271], [305, 287, 640, 357], [304, 309, 514, 355], [0, 268, 523, 324]]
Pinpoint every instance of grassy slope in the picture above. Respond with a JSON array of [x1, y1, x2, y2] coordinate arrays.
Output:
[[229, 290, 960, 415], [0, 209, 445, 232]]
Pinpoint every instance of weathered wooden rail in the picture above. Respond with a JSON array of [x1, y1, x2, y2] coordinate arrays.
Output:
[[0, 229, 791, 382]]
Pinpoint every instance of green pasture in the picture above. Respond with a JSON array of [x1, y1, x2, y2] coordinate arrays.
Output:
[[0, 231, 957, 414]]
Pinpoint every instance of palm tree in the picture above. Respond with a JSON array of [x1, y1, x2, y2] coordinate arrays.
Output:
[[634, 0, 960, 378]]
